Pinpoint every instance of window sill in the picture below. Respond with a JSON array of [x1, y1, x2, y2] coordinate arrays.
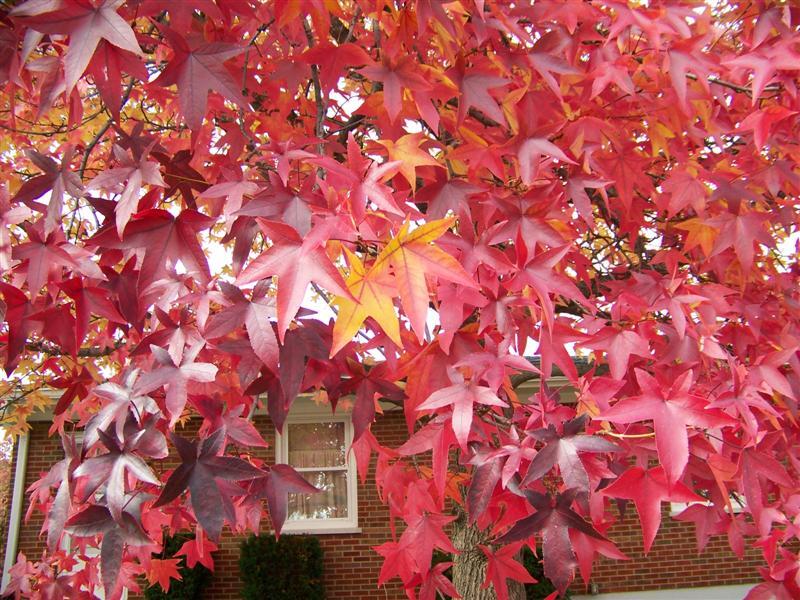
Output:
[[670, 500, 746, 517], [280, 526, 362, 535]]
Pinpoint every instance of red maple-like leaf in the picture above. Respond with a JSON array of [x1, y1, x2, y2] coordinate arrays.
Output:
[[302, 42, 372, 93], [87, 144, 166, 235], [12, 222, 104, 293], [91, 209, 214, 288], [498, 489, 606, 595], [203, 281, 279, 374], [467, 448, 503, 520], [156, 29, 249, 132], [65, 495, 153, 595], [601, 369, 734, 484], [400, 512, 458, 574], [418, 375, 508, 450], [582, 327, 651, 381], [673, 503, 728, 553], [59, 277, 126, 350], [569, 526, 628, 586], [375, 538, 417, 587], [11, 147, 83, 234], [193, 395, 267, 448], [523, 414, 619, 492], [313, 133, 405, 221], [146, 559, 182, 593], [153, 429, 265, 540], [74, 420, 164, 522], [360, 55, 432, 122], [415, 561, 461, 600], [175, 535, 218, 570], [479, 542, 536, 600], [236, 219, 352, 340], [82, 370, 159, 443], [398, 416, 457, 500], [10, 0, 142, 93], [448, 61, 509, 126], [248, 463, 320, 535], [135, 344, 218, 426], [601, 466, 705, 553]]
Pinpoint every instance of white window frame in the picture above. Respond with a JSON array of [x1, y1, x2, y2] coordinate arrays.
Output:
[[670, 496, 747, 517], [274, 400, 360, 534]]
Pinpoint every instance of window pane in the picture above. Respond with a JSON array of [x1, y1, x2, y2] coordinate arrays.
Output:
[[287, 422, 345, 468], [288, 470, 348, 519]]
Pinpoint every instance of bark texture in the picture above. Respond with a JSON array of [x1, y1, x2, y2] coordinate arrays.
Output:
[[451, 515, 525, 600]]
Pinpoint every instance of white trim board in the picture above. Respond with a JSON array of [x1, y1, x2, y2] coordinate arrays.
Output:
[[2, 433, 30, 593], [573, 584, 755, 599]]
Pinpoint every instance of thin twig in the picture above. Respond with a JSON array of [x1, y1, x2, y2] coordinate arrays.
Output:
[[78, 77, 136, 179], [303, 19, 327, 141], [25, 339, 126, 357]]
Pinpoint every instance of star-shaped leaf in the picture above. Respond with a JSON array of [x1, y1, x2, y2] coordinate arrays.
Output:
[[204, 281, 279, 373], [153, 429, 265, 540], [371, 218, 477, 342], [330, 248, 401, 356], [498, 489, 606, 595], [377, 133, 443, 191], [135, 343, 218, 426], [235, 220, 352, 341], [11, 0, 142, 93], [248, 463, 320, 535], [523, 414, 619, 492], [90, 209, 214, 288], [418, 377, 508, 450], [601, 369, 734, 483], [601, 466, 704, 553], [156, 29, 249, 131], [479, 543, 536, 600]]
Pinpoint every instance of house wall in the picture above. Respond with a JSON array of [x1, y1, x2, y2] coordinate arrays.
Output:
[[3, 414, 410, 600], [4, 413, 763, 599], [578, 510, 763, 594]]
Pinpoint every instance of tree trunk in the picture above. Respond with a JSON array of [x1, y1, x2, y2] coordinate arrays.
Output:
[[451, 515, 525, 600]]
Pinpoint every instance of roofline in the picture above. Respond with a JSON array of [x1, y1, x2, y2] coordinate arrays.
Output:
[[18, 371, 575, 423]]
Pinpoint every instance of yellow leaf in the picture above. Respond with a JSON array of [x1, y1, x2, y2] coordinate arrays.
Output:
[[26, 390, 52, 411], [648, 121, 675, 158], [377, 133, 442, 190], [501, 84, 528, 136], [372, 218, 476, 342], [330, 248, 402, 356]]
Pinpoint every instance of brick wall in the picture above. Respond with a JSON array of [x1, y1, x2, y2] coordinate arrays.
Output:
[[4, 414, 410, 600], [4, 415, 762, 599], [573, 510, 762, 594]]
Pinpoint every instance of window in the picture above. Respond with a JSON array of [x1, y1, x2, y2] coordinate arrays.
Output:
[[275, 402, 359, 534]]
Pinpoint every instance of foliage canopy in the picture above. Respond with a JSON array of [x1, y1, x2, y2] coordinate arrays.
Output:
[[1, 0, 799, 598]]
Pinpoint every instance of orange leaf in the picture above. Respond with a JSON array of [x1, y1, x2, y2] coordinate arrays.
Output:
[[377, 133, 442, 190], [146, 558, 182, 593]]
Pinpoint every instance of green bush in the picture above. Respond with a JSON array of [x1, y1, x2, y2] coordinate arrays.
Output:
[[522, 547, 569, 599], [144, 534, 212, 600], [239, 534, 325, 600]]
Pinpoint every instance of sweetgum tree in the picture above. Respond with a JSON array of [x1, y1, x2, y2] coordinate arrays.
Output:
[[1, 1, 799, 598]]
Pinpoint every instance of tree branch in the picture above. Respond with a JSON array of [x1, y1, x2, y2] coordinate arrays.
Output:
[[25, 339, 126, 357]]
